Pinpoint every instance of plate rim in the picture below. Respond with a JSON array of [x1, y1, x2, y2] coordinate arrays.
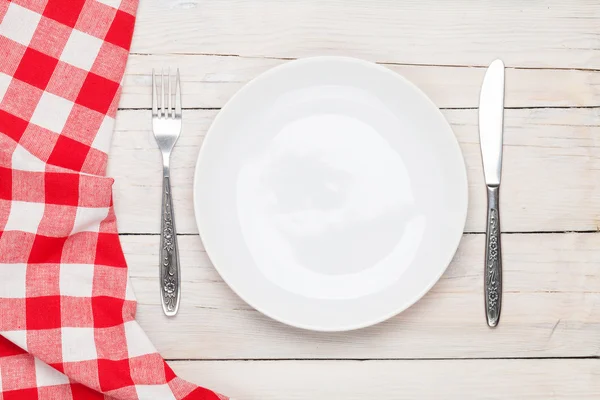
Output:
[[193, 55, 469, 332]]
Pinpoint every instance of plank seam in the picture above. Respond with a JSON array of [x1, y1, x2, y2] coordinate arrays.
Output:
[[119, 231, 600, 236], [116, 106, 600, 111], [164, 356, 600, 362], [128, 52, 600, 72]]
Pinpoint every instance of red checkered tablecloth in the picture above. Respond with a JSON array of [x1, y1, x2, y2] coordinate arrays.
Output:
[[0, 0, 228, 398]]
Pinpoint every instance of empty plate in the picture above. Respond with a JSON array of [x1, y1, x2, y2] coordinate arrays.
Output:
[[193, 56, 468, 331]]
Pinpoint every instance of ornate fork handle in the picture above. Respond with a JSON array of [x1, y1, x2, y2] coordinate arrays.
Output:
[[484, 186, 502, 327], [160, 175, 180, 316]]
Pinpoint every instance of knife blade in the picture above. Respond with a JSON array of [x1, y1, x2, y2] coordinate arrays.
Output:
[[478, 59, 505, 327]]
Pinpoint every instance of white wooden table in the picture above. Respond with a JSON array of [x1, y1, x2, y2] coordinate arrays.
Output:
[[109, 1, 600, 398]]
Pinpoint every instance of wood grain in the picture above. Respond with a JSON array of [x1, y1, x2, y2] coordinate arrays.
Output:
[[109, 108, 600, 234], [112, 3, 600, 396], [169, 359, 600, 400], [125, 233, 600, 360], [122, 54, 600, 109], [132, 0, 600, 69]]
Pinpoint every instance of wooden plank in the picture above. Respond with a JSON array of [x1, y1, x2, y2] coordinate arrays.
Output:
[[109, 108, 600, 234], [125, 233, 600, 360], [132, 1, 600, 69], [170, 359, 600, 399], [122, 54, 600, 109]]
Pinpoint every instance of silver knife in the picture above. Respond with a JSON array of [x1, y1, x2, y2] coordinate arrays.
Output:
[[478, 59, 505, 328]]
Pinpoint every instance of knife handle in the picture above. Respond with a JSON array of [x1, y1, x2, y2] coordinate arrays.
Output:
[[484, 185, 502, 327]]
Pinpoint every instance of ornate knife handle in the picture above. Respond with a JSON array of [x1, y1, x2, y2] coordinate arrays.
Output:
[[160, 176, 180, 316], [484, 186, 502, 327]]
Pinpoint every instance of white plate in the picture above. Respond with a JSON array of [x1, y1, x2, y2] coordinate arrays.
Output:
[[193, 56, 468, 331]]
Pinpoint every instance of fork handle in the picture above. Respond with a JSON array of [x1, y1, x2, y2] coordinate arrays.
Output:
[[159, 174, 180, 316], [484, 185, 502, 327]]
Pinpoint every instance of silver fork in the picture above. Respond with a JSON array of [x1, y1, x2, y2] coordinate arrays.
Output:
[[152, 68, 182, 316]]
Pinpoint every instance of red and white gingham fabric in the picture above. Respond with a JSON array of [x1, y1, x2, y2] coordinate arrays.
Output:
[[0, 0, 228, 398]]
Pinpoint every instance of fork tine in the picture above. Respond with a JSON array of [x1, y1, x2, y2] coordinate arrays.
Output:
[[152, 69, 157, 116], [167, 67, 173, 118], [161, 68, 165, 117], [175, 68, 182, 117]]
